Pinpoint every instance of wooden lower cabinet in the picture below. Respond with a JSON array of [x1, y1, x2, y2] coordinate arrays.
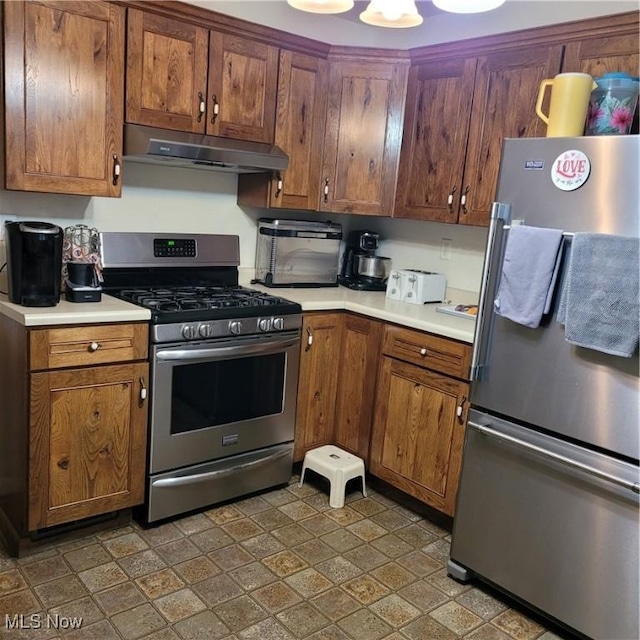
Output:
[[29, 362, 149, 530], [370, 356, 469, 517], [0, 317, 149, 551], [294, 313, 343, 461], [333, 315, 382, 460]]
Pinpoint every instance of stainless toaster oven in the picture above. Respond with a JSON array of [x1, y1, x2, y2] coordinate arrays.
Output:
[[255, 219, 342, 287]]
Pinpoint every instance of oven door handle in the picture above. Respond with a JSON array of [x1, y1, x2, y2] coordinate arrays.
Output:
[[156, 337, 300, 362], [150, 447, 292, 488]]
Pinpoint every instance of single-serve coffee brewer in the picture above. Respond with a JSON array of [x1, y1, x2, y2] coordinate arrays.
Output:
[[5, 221, 63, 307], [339, 230, 391, 291]]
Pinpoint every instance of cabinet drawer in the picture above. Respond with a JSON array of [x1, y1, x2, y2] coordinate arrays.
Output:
[[383, 325, 471, 379], [30, 324, 148, 370]]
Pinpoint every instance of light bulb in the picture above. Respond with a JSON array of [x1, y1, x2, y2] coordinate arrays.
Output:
[[433, 0, 506, 14]]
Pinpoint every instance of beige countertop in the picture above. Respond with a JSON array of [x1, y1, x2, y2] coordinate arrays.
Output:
[[248, 284, 478, 344], [0, 293, 151, 326]]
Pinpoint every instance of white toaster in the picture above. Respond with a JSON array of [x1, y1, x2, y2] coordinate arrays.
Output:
[[400, 270, 447, 304], [386, 269, 405, 300]]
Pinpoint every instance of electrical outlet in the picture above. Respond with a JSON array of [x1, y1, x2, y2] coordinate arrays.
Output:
[[0, 215, 17, 241], [440, 238, 452, 261]]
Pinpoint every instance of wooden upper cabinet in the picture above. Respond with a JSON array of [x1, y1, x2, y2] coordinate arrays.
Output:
[[126, 9, 209, 132], [562, 16, 640, 77], [396, 45, 562, 226], [461, 45, 563, 226], [394, 58, 476, 223], [238, 50, 329, 210], [206, 32, 279, 143], [321, 59, 408, 215], [3, 0, 124, 196]]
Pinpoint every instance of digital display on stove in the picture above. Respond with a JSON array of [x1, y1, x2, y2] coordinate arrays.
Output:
[[154, 238, 197, 258]]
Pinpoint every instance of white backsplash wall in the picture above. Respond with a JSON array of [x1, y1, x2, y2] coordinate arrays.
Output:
[[347, 217, 488, 293], [0, 163, 488, 295]]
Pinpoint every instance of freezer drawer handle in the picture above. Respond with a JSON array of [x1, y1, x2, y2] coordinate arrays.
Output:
[[151, 446, 291, 488], [469, 421, 640, 494]]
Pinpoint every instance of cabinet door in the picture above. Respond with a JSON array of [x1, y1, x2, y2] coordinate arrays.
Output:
[[237, 50, 329, 209], [206, 32, 278, 143], [29, 363, 149, 530], [461, 45, 563, 227], [334, 315, 383, 460], [126, 9, 208, 132], [4, 1, 124, 196], [321, 60, 408, 215], [394, 58, 476, 223], [370, 357, 469, 516], [294, 314, 343, 462], [562, 27, 640, 77]]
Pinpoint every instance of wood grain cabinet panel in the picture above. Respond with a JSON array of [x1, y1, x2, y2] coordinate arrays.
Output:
[[294, 314, 343, 462], [370, 356, 469, 516], [126, 9, 209, 132], [461, 46, 564, 226], [238, 50, 329, 210], [3, 0, 124, 196], [30, 324, 148, 371], [29, 363, 149, 530], [395, 46, 563, 226], [333, 315, 383, 460], [206, 32, 278, 143], [321, 59, 408, 216]]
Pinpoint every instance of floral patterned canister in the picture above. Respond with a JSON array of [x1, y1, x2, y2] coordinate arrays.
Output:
[[586, 73, 639, 135]]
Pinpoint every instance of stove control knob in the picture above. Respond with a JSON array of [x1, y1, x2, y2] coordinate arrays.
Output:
[[198, 323, 213, 338], [182, 324, 198, 340], [229, 321, 243, 335], [258, 318, 272, 332], [273, 317, 284, 331]]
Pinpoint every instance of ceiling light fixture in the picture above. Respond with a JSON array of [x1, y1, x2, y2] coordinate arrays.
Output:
[[432, 0, 506, 14], [359, 0, 424, 28], [286, 0, 354, 14]]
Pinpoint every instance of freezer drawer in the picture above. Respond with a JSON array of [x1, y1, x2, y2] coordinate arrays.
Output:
[[450, 410, 639, 640]]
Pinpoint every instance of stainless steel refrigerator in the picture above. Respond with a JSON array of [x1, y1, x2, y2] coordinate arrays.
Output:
[[448, 136, 639, 640]]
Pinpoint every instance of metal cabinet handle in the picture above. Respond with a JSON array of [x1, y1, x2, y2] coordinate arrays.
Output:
[[275, 172, 283, 198], [306, 327, 313, 348], [211, 95, 220, 124], [197, 92, 205, 122], [419, 347, 427, 356], [447, 186, 457, 213], [456, 396, 467, 424], [323, 178, 330, 203], [88, 341, 100, 352], [460, 186, 470, 214], [112, 155, 121, 186]]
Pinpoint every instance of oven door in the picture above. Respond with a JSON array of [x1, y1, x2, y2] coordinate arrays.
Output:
[[150, 331, 300, 474]]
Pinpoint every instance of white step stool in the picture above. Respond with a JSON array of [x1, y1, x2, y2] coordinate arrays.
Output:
[[299, 445, 367, 508]]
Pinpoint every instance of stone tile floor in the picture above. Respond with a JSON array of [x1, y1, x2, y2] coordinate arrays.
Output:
[[0, 476, 579, 640]]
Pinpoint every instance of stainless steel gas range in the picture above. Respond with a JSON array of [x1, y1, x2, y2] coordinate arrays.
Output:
[[100, 232, 302, 523]]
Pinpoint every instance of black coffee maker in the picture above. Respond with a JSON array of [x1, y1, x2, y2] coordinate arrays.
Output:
[[5, 221, 63, 306], [339, 230, 388, 291]]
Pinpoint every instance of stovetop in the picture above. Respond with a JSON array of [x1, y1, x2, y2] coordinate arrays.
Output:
[[112, 285, 302, 324]]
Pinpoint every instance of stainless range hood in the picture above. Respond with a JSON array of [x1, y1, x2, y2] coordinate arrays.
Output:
[[123, 124, 288, 174]]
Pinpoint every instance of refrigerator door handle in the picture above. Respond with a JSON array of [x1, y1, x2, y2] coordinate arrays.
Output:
[[470, 202, 511, 380], [469, 421, 640, 494]]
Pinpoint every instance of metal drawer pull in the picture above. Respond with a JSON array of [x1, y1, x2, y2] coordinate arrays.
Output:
[[88, 341, 100, 352], [211, 95, 220, 124], [275, 172, 283, 198], [460, 185, 470, 214], [323, 178, 330, 203], [152, 447, 291, 488], [447, 186, 457, 213], [469, 421, 640, 494], [419, 347, 427, 356], [112, 155, 121, 186], [139, 377, 147, 403]]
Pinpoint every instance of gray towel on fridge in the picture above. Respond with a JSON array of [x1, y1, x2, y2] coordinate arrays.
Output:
[[557, 233, 639, 358], [494, 225, 564, 329]]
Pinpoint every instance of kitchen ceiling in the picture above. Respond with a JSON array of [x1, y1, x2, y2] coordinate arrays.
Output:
[[183, 0, 637, 47]]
